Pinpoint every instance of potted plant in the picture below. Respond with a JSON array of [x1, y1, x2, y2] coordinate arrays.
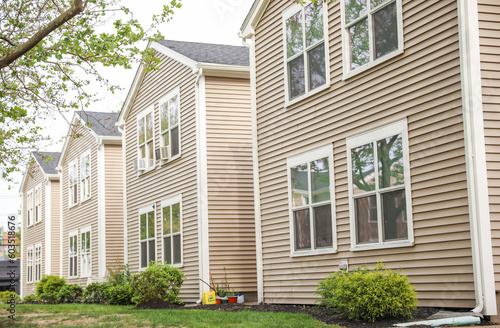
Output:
[[216, 285, 228, 304]]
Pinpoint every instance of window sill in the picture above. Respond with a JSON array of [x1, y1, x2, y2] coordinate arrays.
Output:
[[350, 240, 413, 252], [290, 247, 337, 258], [80, 197, 92, 204], [69, 203, 78, 209], [285, 83, 330, 108], [343, 49, 404, 81]]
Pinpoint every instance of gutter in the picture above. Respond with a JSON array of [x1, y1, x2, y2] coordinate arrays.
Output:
[[457, 0, 497, 315], [117, 125, 128, 265]]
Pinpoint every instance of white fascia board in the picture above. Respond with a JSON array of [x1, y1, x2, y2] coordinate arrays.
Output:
[[98, 136, 122, 145], [118, 61, 147, 126], [198, 63, 250, 79], [151, 42, 198, 72], [57, 113, 86, 170], [46, 174, 59, 180], [240, 0, 271, 38], [19, 153, 48, 194]]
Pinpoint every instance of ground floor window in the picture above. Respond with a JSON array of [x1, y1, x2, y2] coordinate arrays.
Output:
[[80, 228, 91, 277], [139, 205, 156, 269], [27, 247, 33, 283], [161, 195, 183, 266], [69, 232, 78, 277], [34, 244, 42, 282]]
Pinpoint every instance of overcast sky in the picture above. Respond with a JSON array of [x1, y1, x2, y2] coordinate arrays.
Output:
[[0, 0, 255, 231]]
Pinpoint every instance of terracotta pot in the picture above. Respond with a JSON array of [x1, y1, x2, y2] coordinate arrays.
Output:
[[216, 297, 222, 304], [228, 296, 237, 303]]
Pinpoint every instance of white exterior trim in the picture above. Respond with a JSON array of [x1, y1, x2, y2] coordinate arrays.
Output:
[[151, 42, 198, 72], [138, 204, 156, 271], [119, 125, 128, 265], [59, 169, 64, 277], [160, 194, 184, 268], [118, 60, 147, 126], [240, 0, 271, 38], [457, 0, 497, 315], [45, 179, 52, 275], [98, 142, 106, 280]]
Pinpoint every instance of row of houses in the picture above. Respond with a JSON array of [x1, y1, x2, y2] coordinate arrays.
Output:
[[19, 0, 500, 317]]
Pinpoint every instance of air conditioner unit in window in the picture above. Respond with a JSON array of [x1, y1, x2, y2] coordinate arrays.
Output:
[[160, 146, 171, 160], [134, 159, 146, 171]]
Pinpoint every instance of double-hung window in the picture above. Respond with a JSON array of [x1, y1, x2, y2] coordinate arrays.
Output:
[[283, 0, 329, 104], [80, 228, 91, 277], [27, 247, 33, 283], [34, 185, 41, 223], [159, 88, 181, 159], [347, 120, 413, 249], [139, 205, 156, 270], [80, 152, 91, 201], [287, 145, 335, 256], [26, 191, 33, 227], [341, 0, 403, 76], [34, 243, 42, 282], [69, 159, 78, 206], [162, 195, 182, 266], [69, 232, 78, 277], [137, 108, 155, 170]]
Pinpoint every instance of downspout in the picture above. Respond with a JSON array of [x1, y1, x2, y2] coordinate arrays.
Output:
[[58, 166, 63, 278], [241, 34, 264, 304], [457, 0, 497, 315], [117, 125, 128, 266], [97, 138, 107, 281]]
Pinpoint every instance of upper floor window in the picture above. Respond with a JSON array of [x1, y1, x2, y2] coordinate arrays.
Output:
[[139, 205, 156, 270], [137, 108, 155, 170], [34, 185, 41, 223], [341, 0, 403, 76], [34, 243, 42, 282], [287, 145, 336, 256], [347, 120, 413, 250], [283, 0, 329, 104], [80, 152, 91, 201], [26, 191, 33, 227], [80, 228, 91, 277], [69, 159, 78, 207], [162, 195, 182, 266], [69, 232, 78, 277], [159, 88, 181, 160]]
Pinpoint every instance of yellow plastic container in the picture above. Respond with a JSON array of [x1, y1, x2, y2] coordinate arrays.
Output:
[[202, 291, 216, 305]]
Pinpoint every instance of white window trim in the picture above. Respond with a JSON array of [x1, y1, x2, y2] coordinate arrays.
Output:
[[34, 184, 42, 224], [282, 0, 331, 107], [80, 226, 92, 278], [160, 194, 183, 268], [34, 243, 42, 282], [340, 0, 404, 80], [68, 159, 79, 208], [26, 246, 34, 283], [80, 150, 92, 202], [26, 190, 33, 227], [346, 119, 414, 251], [159, 87, 182, 162], [136, 106, 156, 173], [68, 230, 79, 278], [287, 144, 337, 257], [139, 204, 156, 271]]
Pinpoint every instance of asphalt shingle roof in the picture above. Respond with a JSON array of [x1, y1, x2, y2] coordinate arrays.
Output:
[[75, 111, 121, 137], [32, 151, 61, 175], [157, 40, 250, 66]]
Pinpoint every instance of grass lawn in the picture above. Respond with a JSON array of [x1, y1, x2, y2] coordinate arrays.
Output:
[[0, 303, 339, 328]]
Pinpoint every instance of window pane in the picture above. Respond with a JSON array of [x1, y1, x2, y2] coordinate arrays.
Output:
[[355, 195, 378, 243], [172, 203, 181, 233], [382, 189, 407, 241], [160, 103, 169, 131], [148, 142, 154, 162], [140, 213, 147, 240], [371, 0, 389, 8], [163, 206, 171, 235], [140, 145, 146, 159], [171, 126, 180, 157], [373, 1, 398, 59], [163, 131, 169, 147], [140, 242, 147, 268], [288, 55, 305, 99], [148, 240, 155, 264], [314, 205, 332, 248], [86, 232, 90, 251], [138, 118, 145, 144], [349, 18, 370, 69], [305, 1, 324, 47], [311, 157, 330, 203], [74, 257, 78, 275], [291, 163, 309, 207], [169, 96, 179, 127], [308, 43, 327, 91], [294, 209, 311, 250], [81, 233, 85, 251], [146, 113, 153, 141], [164, 236, 171, 264], [148, 211, 155, 239], [378, 133, 404, 189], [70, 257, 74, 276], [173, 235, 181, 264], [286, 11, 304, 58], [351, 143, 375, 194], [345, 0, 367, 24]]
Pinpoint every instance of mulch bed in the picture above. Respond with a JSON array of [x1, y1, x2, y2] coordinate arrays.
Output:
[[135, 301, 494, 327]]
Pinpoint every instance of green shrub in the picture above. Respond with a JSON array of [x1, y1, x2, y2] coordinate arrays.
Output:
[[130, 261, 185, 305], [0, 291, 21, 303], [22, 294, 40, 303], [83, 282, 110, 304], [105, 285, 135, 305], [107, 264, 132, 287], [315, 263, 417, 322], [36, 275, 66, 303], [57, 284, 83, 303]]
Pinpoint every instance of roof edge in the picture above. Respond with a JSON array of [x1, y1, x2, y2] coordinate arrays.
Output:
[[240, 0, 271, 38]]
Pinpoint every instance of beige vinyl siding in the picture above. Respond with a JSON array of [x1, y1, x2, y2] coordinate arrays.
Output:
[[61, 122, 99, 286], [478, 0, 500, 290], [254, 0, 474, 307], [124, 52, 199, 302], [21, 163, 47, 296], [205, 76, 257, 296], [50, 180, 61, 276], [104, 144, 125, 269]]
